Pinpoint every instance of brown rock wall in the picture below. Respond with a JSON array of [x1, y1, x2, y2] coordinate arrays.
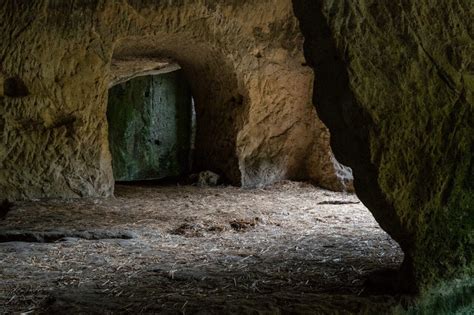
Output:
[[0, 0, 350, 199]]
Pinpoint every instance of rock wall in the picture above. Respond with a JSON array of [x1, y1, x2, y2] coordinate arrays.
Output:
[[293, 0, 473, 291], [107, 71, 193, 181], [0, 0, 349, 200], [0, 0, 471, 296], [0, 1, 115, 198]]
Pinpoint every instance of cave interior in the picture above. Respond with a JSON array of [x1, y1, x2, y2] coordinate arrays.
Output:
[[0, 1, 472, 314]]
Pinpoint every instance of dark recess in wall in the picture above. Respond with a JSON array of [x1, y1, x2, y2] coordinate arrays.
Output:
[[107, 70, 193, 182], [4, 77, 29, 97]]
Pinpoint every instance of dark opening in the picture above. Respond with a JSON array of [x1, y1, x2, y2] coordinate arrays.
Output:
[[4, 77, 29, 97], [107, 69, 196, 183]]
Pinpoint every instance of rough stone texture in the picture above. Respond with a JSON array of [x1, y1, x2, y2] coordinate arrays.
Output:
[[109, 57, 179, 87], [0, 0, 471, 301], [306, 123, 355, 192], [293, 0, 473, 291], [0, 0, 350, 200], [107, 71, 193, 181]]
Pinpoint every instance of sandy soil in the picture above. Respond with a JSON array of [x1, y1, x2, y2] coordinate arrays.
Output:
[[0, 181, 404, 314]]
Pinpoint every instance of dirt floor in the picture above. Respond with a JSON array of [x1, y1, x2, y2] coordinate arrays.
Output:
[[0, 181, 405, 314]]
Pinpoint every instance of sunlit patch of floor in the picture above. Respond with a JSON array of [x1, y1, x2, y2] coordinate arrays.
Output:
[[0, 181, 403, 314]]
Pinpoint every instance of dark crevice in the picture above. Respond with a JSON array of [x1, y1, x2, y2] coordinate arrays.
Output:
[[0, 230, 136, 243], [4, 77, 29, 97], [0, 199, 13, 220]]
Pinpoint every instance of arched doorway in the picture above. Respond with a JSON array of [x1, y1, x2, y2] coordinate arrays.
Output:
[[107, 69, 195, 182]]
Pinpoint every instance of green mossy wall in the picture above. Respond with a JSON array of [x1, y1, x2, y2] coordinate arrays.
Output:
[[107, 71, 192, 181], [394, 277, 474, 314]]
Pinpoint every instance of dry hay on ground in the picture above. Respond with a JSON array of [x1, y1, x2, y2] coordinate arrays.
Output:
[[0, 181, 404, 314]]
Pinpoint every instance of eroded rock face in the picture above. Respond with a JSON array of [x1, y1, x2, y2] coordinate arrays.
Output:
[[293, 0, 473, 291], [0, 0, 470, 298], [109, 57, 179, 87], [0, 0, 349, 200]]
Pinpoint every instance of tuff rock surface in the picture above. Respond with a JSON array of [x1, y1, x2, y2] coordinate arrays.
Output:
[[0, 0, 471, 297], [0, 0, 349, 200], [293, 0, 473, 292]]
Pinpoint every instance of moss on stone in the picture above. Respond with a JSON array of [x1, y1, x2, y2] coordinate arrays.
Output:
[[394, 277, 474, 314], [107, 70, 193, 181]]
